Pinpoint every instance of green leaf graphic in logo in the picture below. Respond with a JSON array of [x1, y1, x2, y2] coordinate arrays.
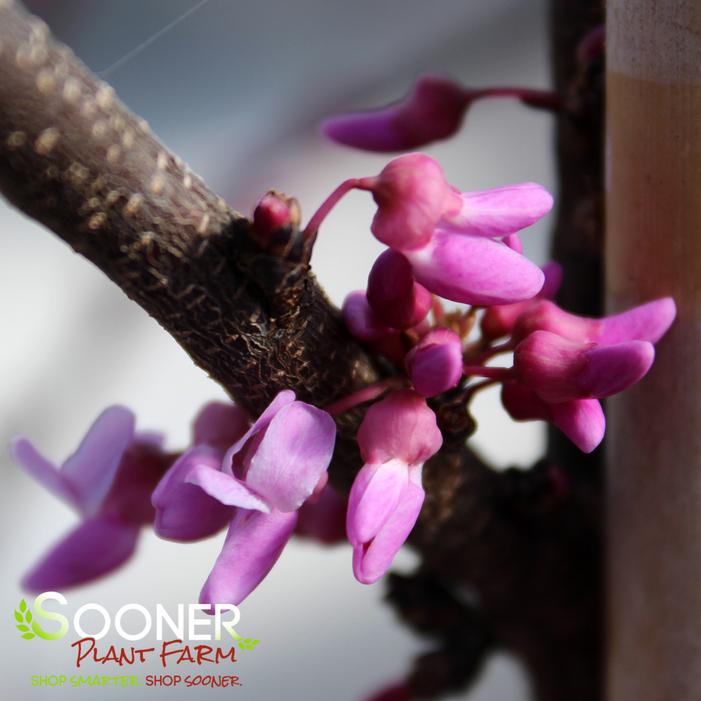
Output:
[[228, 629, 261, 652], [14, 599, 35, 640]]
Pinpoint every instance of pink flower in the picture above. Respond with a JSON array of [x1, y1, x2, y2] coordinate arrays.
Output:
[[501, 381, 605, 453], [406, 328, 463, 397], [322, 75, 470, 152], [347, 391, 442, 584], [11, 407, 170, 591], [512, 297, 676, 346], [152, 402, 248, 542], [295, 483, 348, 545], [322, 74, 559, 152], [367, 249, 432, 329], [163, 391, 336, 607], [514, 330, 655, 403]]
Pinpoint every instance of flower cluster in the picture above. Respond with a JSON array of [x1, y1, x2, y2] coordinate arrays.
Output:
[[11, 75, 674, 610]]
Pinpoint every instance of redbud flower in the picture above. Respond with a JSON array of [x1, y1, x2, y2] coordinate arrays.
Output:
[[501, 381, 605, 453], [514, 330, 655, 403], [347, 391, 442, 585], [322, 75, 469, 152], [179, 391, 336, 607], [152, 402, 248, 542], [11, 407, 170, 591], [367, 249, 432, 329], [323, 74, 560, 152], [406, 328, 463, 397], [512, 297, 676, 346]]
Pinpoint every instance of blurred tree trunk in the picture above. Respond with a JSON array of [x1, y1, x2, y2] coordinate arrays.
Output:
[[606, 2, 701, 700]]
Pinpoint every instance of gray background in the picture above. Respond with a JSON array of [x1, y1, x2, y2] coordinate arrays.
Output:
[[0, 1, 554, 698]]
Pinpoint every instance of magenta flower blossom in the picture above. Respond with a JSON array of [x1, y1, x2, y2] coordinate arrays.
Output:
[[406, 328, 463, 397], [501, 381, 605, 453], [512, 296, 677, 346], [322, 74, 560, 152], [158, 390, 336, 607], [367, 249, 432, 329], [322, 75, 470, 152], [480, 261, 563, 340], [152, 402, 248, 542], [357, 154, 552, 253], [514, 330, 655, 403], [347, 391, 442, 584], [10, 406, 170, 592]]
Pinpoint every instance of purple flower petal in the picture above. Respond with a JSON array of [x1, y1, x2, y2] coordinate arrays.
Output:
[[61, 405, 136, 516], [441, 183, 553, 238], [598, 297, 677, 345], [221, 390, 296, 477], [352, 474, 425, 585], [357, 390, 442, 466], [10, 438, 81, 509], [580, 341, 655, 398], [404, 229, 545, 306], [200, 510, 298, 607], [152, 446, 233, 541], [342, 291, 392, 342], [551, 399, 605, 454], [244, 402, 336, 512], [347, 460, 408, 546], [22, 515, 140, 593], [186, 464, 271, 512], [193, 402, 249, 450], [405, 328, 463, 397], [322, 75, 469, 152], [366, 250, 431, 329]]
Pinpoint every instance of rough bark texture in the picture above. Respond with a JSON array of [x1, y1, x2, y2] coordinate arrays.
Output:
[[0, 2, 605, 699]]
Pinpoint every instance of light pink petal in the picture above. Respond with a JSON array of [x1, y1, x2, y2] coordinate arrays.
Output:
[[441, 183, 553, 238], [245, 402, 336, 512], [551, 399, 606, 453], [404, 229, 545, 306], [186, 464, 270, 512], [200, 510, 297, 608], [22, 515, 140, 593], [61, 405, 135, 516], [598, 297, 677, 345], [10, 438, 81, 509], [322, 75, 469, 152], [357, 390, 442, 465], [405, 327, 463, 397], [581, 341, 655, 398], [221, 389, 296, 477], [347, 460, 408, 545], [352, 478, 425, 585], [193, 402, 249, 450], [151, 446, 233, 541]]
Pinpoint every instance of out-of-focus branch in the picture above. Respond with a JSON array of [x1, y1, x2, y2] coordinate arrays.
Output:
[[0, 0, 379, 428]]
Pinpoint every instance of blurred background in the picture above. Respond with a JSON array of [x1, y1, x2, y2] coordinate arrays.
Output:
[[0, 1, 555, 698]]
